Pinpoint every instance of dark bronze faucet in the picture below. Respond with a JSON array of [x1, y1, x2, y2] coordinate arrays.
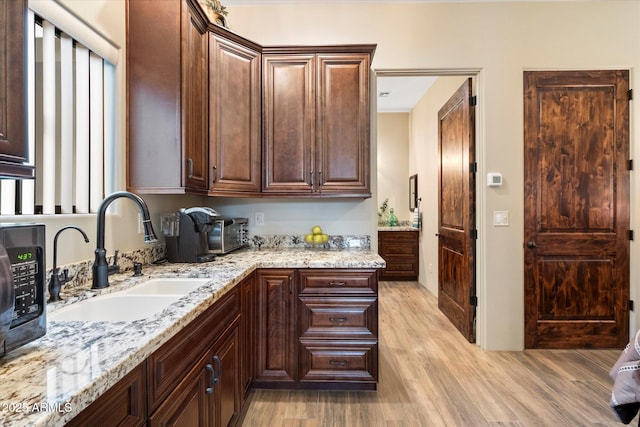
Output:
[[48, 226, 89, 302], [92, 191, 158, 289]]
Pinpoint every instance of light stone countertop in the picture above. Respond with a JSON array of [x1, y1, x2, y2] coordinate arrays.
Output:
[[378, 226, 420, 232], [0, 248, 385, 427]]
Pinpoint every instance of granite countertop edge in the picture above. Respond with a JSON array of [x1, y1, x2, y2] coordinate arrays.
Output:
[[0, 248, 385, 427]]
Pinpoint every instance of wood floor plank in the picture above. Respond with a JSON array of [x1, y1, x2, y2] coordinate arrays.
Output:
[[240, 281, 630, 426]]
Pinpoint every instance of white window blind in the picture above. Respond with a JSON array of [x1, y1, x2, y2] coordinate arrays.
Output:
[[0, 6, 117, 216]]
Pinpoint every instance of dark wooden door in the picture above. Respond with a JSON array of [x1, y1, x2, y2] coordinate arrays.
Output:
[[183, 3, 209, 191], [437, 79, 476, 343], [209, 34, 261, 194], [255, 270, 297, 384], [316, 53, 371, 196], [212, 326, 240, 427], [0, 0, 33, 180], [262, 54, 315, 194], [524, 70, 630, 349]]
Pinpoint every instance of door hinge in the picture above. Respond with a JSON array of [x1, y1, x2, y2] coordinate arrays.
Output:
[[470, 162, 478, 174], [469, 95, 477, 107], [628, 159, 633, 171], [629, 89, 633, 101], [630, 300, 635, 311], [471, 229, 478, 239], [629, 230, 634, 241], [470, 295, 478, 306]]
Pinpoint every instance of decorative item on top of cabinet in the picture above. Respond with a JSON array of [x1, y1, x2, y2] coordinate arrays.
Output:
[[199, 0, 228, 27], [378, 230, 419, 281], [262, 45, 376, 197], [0, 0, 34, 179]]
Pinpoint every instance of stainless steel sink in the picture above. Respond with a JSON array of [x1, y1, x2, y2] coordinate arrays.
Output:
[[49, 278, 211, 322]]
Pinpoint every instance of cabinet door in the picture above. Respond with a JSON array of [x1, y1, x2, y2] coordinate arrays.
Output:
[[183, 1, 209, 192], [127, 0, 186, 193], [67, 363, 147, 427], [316, 53, 371, 196], [240, 273, 255, 398], [255, 269, 297, 383], [211, 325, 241, 427], [149, 365, 210, 427], [209, 34, 261, 194], [0, 0, 33, 178], [262, 54, 315, 193]]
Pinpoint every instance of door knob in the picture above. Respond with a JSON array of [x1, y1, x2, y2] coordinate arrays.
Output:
[[526, 241, 539, 249]]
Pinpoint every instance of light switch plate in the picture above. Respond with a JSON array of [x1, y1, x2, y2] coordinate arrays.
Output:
[[493, 211, 509, 226]]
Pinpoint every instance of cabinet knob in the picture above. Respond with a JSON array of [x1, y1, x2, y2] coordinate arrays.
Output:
[[329, 316, 348, 323], [526, 241, 539, 249]]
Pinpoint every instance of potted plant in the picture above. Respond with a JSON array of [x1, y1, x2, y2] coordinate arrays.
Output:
[[201, 0, 228, 27]]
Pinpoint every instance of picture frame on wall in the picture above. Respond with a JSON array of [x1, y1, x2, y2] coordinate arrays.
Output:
[[409, 174, 418, 211]]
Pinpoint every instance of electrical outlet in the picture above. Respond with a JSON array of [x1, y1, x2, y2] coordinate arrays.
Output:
[[255, 212, 265, 226]]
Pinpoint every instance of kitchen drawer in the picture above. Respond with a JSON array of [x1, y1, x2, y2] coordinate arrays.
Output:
[[298, 269, 377, 296], [378, 230, 419, 243], [298, 340, 378, 383], [299, 296, 377, 339]]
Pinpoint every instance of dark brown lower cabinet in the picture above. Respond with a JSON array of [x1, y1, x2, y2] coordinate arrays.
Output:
[[65, 363, 146, 427], [69, 268, 378, 424], [254, 269, 297, 385], [378, 230, 419, 280]]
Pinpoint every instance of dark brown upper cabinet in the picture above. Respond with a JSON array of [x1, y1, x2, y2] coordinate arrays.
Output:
[[262, 47, 375, 197], [209, 34, 261, 195], [0, 0, 34, 179], [126, 0, 375, 198]]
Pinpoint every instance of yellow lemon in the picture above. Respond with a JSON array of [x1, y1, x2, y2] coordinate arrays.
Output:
[[321, 234, 329, 244], [304, 234, 314, 244], [311, 225, 323, 235], [312, 234, 324, 244]]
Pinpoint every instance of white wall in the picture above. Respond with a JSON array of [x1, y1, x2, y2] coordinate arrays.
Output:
[[225, 0, 640, 350], [377, 113, 410, 222], [33, 0, 640, 350], [406, 76, 468, 293]]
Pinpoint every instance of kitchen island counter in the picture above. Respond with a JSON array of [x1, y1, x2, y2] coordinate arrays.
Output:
[[0, 248, 384, 427]]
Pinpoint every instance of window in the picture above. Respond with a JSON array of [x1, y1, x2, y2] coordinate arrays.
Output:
[[0, 2, 119, 216]]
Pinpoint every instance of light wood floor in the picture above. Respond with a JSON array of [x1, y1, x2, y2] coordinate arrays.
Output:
[[240, 281, 627, 426]]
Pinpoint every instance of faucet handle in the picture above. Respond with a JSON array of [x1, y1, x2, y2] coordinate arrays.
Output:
[[108, 250, 120, 275], [60, 268, 70, 284]]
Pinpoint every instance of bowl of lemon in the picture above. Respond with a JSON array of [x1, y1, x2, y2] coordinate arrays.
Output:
[[304, 225, 329, 248]]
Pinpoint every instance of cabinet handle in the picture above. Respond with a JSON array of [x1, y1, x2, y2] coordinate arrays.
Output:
[[205, 363, 215, 394], [212, 165, 218, 183], [187, 158, 193, 179], [212, 355, 221, 386], [329, 281, 346, 287], [329, 359, 348, 366], [318, 170, 322, 188], [310, 170, 314, 188], [329, 316, 348, 323]]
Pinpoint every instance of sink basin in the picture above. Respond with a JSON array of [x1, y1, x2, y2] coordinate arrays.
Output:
[[122, 277, 211, 296], [49, 277, 211, 322]]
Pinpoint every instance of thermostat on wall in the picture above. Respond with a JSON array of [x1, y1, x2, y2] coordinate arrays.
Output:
[[487, 172, 503, 187]]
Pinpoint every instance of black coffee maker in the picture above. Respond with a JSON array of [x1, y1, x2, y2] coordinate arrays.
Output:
[[163, 207, 218, 263]]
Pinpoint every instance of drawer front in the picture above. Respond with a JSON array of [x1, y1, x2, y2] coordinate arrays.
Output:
[[298, 340, 378, 383], [380, 242, 417, 256], [299, 297, 377, 339], [298, 269, 377, 296], [378, 231, 418, 243]]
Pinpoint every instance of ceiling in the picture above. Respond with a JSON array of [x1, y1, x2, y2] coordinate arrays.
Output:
[[376, 76, 437, 113]]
